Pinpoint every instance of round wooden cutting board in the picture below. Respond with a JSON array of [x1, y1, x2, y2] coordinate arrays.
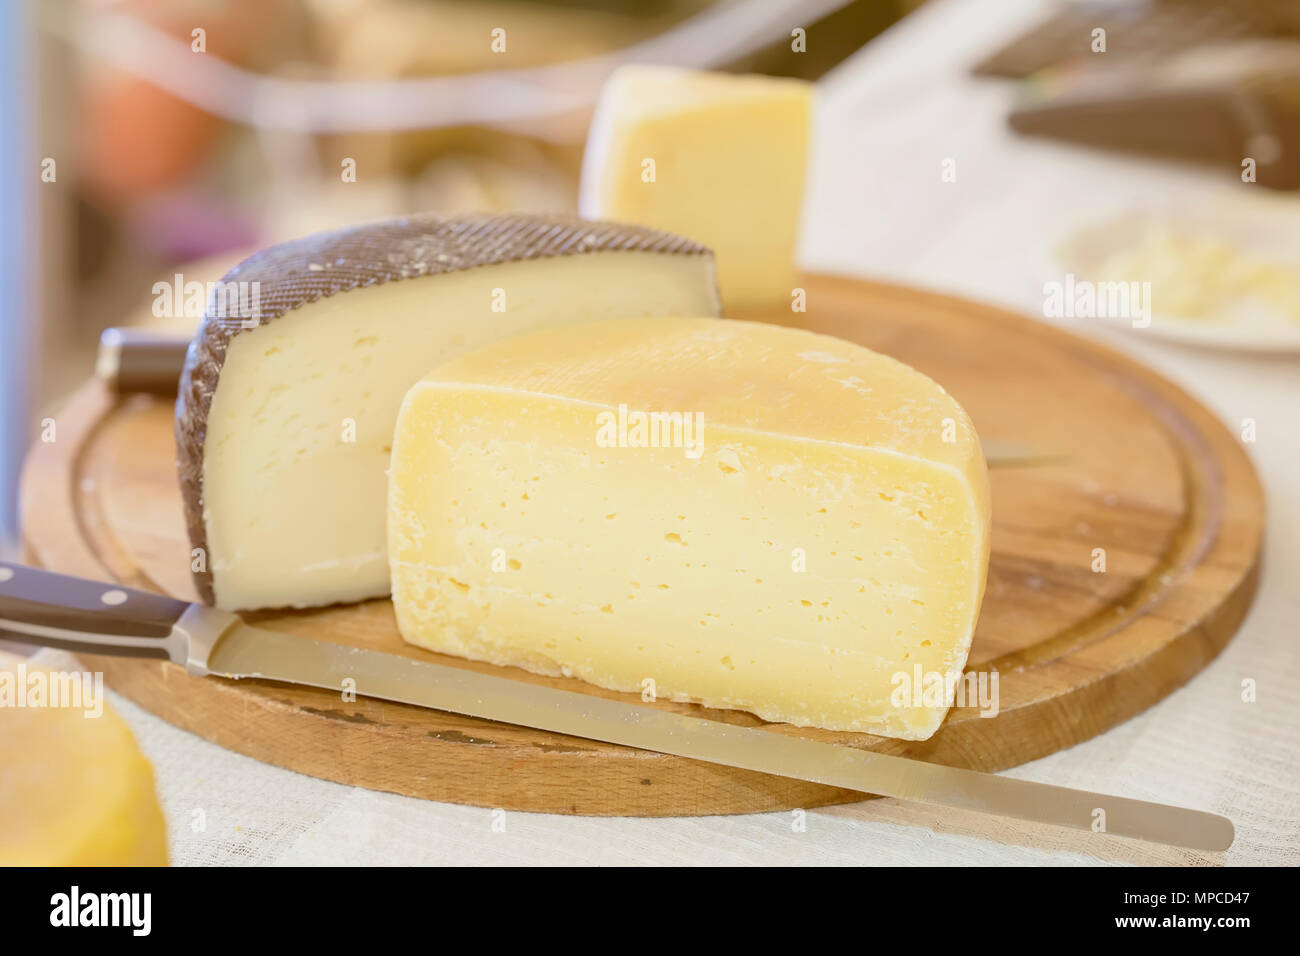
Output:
[[20, 275, 1264, 815]]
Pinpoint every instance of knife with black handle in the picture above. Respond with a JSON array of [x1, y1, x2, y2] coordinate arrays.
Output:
[[0, 560, 1233, 851]]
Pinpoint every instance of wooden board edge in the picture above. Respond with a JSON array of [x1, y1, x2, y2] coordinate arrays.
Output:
[[15, 278, 1267, 815]]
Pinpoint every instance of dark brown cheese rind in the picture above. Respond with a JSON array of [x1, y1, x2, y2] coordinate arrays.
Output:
[[175, 212, 715, 605]]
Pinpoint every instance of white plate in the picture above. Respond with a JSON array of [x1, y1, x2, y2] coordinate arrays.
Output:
[[1048, 195, 1300, 353]]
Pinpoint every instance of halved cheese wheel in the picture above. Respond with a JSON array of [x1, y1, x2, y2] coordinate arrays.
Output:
[[177, 213, 720, 610], [388, 318, 990, 738]]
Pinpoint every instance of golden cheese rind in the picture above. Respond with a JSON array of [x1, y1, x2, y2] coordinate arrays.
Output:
[[390, 318, 990, 738]]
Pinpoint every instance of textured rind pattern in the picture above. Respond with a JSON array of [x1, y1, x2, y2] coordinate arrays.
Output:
[[175, 212, 715, 605]]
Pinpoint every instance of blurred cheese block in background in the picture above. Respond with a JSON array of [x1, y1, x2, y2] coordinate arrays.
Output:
[[389, 318, 990, 738], [176, 213, 720, 611], [580, 66, 813, 311], [0, 655, 167, 866]]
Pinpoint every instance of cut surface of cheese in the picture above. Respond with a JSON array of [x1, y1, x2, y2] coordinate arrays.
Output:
[[177, 213, 720, 610], [388, 318, 990, 738], [0, 656, 168, 866], [579, 65, 812, 310]]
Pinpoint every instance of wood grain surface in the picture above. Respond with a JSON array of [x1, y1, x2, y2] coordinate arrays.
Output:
[[19, 274, 1265, 815]]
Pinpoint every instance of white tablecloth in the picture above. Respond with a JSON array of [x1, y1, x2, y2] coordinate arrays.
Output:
[[67, 0, 1300, 865]]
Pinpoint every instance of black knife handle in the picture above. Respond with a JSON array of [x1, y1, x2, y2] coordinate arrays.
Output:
[[0, 561, 191, 660]]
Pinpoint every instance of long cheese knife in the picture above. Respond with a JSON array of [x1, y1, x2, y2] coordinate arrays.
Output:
[[0, 561, 1232, 851]]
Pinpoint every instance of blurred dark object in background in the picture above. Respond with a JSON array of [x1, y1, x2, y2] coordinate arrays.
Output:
[[1009, 39, 1300, 190], [974, 0, 1300, 78], [976, 1, 1300, 191]]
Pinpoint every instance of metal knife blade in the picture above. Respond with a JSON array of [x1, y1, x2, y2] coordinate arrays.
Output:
[[186, 608, 1229, 851], [0, 563, 1228, 851], [981, 439, 1069, 468]]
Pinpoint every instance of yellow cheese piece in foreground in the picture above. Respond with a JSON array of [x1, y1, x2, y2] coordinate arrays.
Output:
[[580, 65, 813, 310], [0, 657, 167, 865], [389, 319, 990, 738]]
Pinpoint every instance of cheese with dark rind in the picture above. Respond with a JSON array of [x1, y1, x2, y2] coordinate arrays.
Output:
[[176, 212, 719, 609]]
